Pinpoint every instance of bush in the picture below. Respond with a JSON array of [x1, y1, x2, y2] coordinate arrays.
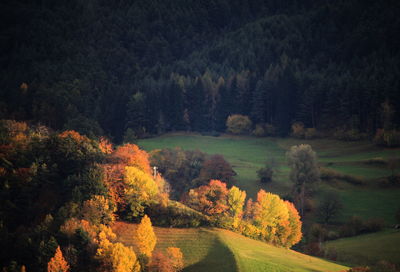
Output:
[[226, 114, 252, 135], [320, 167, 365, 185], [252, 123, 276, 137], [339, 216, 383, 237], [374, 129, 400, 147], [257, 166, 273, 183]]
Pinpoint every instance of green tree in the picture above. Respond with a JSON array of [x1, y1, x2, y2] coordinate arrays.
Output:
[[286, 144, 320, 216]]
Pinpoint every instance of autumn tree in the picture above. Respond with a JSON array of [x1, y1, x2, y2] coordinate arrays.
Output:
[[96, 231, 140, 272], [227, 186, 246, 228], [286, 144, 320, 216], [124, 166, 158, 217], [284, 201, 302, 247], [136, 215, 157, 258], [82, 195, 116, 225], [184, 179, 229, 216], [47, 246, 70, 272], [226, 114, 252, 135], [148, 247, 184, 272], [252, 190, 289, 242]]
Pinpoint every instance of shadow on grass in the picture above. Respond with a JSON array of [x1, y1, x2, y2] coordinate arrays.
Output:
[[183, 237, 238, 272]]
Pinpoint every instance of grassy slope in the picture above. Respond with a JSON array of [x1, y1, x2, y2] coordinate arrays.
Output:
[[138, 133, 400, 225], [324, 230, 400, 267], [113, 222, 348, 272]]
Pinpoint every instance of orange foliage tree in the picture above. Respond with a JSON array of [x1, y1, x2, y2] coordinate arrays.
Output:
[[136, 215, 157, 258], [101, 143, 155, 214], [47, 246, 70, 272], [148, 247, 184, 272], [184, 179, 229, 216]]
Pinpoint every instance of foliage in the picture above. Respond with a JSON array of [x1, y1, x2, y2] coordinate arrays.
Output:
[[96, 231, 140, 272], [136, 215, 157, 258], [149, 148, 206, 198], [183, 180, 229, 216], [226, 115, 253, 135], [47, 246, 70, 272], [317, 192, 343, 224], [195, 154, 236, 186], [81, 195, 116, 225], [124, 166, 159, 217], [257, 166, 273, 183], [148, 247, 184, 272], [227, 186, 246, 228], [286, 144, 320, 216]]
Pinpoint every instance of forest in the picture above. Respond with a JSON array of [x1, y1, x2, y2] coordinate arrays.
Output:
[[1, 0, 400, 141]]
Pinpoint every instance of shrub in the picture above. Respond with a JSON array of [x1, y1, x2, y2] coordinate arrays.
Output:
[[320, 167, 365, 185], [334, 128, 368, 141], [252, 123, 276, 137], [257, 166, 273, 183], [226, 114, 252, 135]]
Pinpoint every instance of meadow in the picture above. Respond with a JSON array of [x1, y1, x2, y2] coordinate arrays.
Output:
[[324, 229, 400, 267], [138, 133, 400, 225], [113, 222, 348, 272]]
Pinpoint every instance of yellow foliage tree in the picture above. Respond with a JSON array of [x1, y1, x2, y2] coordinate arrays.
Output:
[[96, 232, 140, 272], [47, 246, 70, 272], [136, 215, 157, 258], [124, 166, 158, 217], [82, 195, 116, 225], [253, 190, 289, 242], [227, 186, 246, 228]]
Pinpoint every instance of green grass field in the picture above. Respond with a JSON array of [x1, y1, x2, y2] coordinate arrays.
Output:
[[138, 133, 400, 225], [324, 229, 400, 267], [113, 222, 348, 272]]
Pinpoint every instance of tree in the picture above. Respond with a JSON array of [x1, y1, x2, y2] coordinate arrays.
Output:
[[47, 246, 70, 272], [317, 192, 343, 224], [183, 179, 229, 216], [227, 186, 246, 228], [137, 215, 157, 258], [284, 201, 302, 247], [196, 154, 236, 186], [96, 231, 140, 272], [148, 247, 184, 272], [226, 114, 252, 135], [252, 190, 289, 242], [124, 166, 159, 217], [286, 144, 320, 216], [257, 159, 277, 183], [82, 195, 116, 225]]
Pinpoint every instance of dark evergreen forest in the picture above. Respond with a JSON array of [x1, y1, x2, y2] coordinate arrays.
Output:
[[1, 0, 400, 141]]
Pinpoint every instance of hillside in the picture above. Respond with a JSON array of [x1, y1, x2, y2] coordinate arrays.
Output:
[[324, 229, 400, 267], [1, 0, 400, 140], [113, 221, 348, 272], [138, 133, 400, 225]]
